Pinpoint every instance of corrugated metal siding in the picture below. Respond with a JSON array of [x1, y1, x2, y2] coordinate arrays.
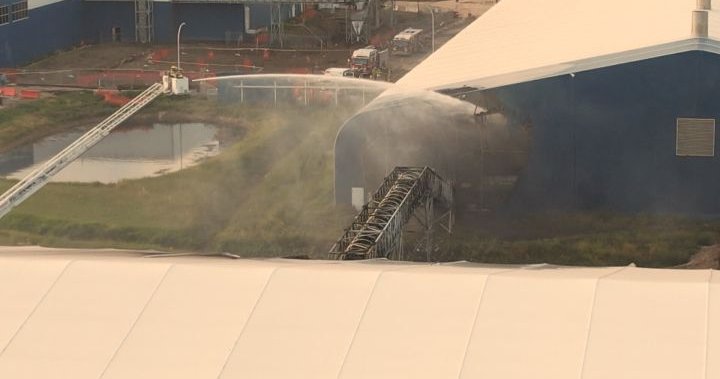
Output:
[[83, 1, 134, 43], [0, 0, 277, 66], [171, 3, 245, 41], [336, 51, 720, 214], [495, 51, 720, 213], [0, 0, 84, 66]]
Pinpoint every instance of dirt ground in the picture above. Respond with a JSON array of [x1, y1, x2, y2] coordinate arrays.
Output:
[[676, 245, 720, 269]]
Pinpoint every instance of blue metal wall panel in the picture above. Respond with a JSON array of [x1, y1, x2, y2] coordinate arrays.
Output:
[[171, 3, 244, 41], [152, 2, 174, 42], [0, 0, 84, 66], [334, 51, 720, 215], [84, 2, 247, 44], [491, 50, 720, 214], [246, 4, 296, 32], [0, 0, 273, 66], [249, 4, 270, 31], [83, 1, 134, 43]]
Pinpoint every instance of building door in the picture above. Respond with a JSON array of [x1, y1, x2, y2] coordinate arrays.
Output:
[[112, 27, 122, 42]]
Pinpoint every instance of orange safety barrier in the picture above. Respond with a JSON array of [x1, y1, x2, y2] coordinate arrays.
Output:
[[0, 87, 17, 96], [104, 93, 130, 106], [151, 48, 171, 62], [95, 89, 129, 106], [256, 33, 269, 46], [19, 89, 40, 99]]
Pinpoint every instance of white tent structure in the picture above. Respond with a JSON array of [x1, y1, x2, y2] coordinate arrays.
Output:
[[0, 247, 717, 378]]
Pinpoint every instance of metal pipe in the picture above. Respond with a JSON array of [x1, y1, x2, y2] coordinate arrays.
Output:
[[177, 22, 187, 70], [697, 0, 711, 10], [426, 5, 435, 53], [692, 10, 709, 37]]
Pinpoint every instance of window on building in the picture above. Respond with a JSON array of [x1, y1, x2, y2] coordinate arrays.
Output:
[[0, 5, 10, 25], [11, 0, 28, 22], [676, 118, 715, 157]]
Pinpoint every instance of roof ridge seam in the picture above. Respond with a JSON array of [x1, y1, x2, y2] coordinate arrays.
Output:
[[456, 267, 521, 379], [406, 39, 720, 93], [703, 270, 714, 379], [215, 266, 280, 379], [0, 259, 75, 362], [97, 263, 176, 379], [334, 269, 387, 379], [578, 266, 631, 379]]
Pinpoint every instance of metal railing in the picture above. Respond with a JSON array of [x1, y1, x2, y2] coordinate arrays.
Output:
[[329, 166, 453, 260], [0, 83, 164, 220]]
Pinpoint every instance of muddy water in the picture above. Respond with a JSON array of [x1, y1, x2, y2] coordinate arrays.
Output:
[[0, 123, 220, 183]]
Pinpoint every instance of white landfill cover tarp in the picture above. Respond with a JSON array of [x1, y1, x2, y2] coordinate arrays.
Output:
[[219, 264, 389, 379], [460, 267, 620, 378], [339, 266, 504, 378], [708, 271, 720, 379], [0, 259, 170, 379], [0, 257, 69, 352], [0, 247, 717, 379], [582, 268, 710, 379], [101, 263, 277, 379]]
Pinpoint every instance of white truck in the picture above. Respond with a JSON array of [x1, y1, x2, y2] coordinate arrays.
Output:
[[391, 28, 424, 56], [350, 46, 389, 78]]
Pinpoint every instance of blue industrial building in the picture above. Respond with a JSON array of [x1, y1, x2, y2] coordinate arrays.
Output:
[[0, 0, 304, 66], [335, 0, 720, 215]]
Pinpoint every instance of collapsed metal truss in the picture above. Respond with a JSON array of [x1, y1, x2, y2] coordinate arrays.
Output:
[[329, 166, 453, 260]]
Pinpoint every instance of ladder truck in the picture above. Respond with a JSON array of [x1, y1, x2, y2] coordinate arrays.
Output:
[[350, 46, 389, 78]]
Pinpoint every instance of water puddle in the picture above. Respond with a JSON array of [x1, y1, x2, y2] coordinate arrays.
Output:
[[0, 123, 220, 183]]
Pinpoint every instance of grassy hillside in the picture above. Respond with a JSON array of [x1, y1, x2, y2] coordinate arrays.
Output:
[[0, 93, 717, 265], [0, 96, 356, 256], [0, 92, 114, 152]]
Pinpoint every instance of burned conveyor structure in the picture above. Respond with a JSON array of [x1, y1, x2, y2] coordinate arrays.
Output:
[[329, 167, 454, 260]]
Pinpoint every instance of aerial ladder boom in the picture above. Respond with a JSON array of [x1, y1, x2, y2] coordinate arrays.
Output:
[[0, 83, 164, 220]]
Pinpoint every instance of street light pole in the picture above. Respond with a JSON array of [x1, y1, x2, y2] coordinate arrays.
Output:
[[177, 22, 187, 70], [426, 6, 435, 53]]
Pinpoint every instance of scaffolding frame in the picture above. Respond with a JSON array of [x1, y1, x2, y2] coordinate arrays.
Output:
[[270, 3, 285, 47], [135, 0, 154, 43]]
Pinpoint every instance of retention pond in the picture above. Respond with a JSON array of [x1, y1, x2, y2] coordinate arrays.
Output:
[[0, 123, 220, 183]]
